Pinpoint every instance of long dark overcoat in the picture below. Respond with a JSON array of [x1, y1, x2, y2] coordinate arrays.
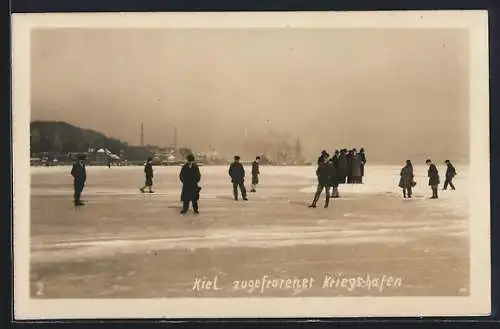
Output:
[[337, 154, 348, 182], [71, 163, 86, 188], [428, 164, 440, 186], [180, 163, 201, 202], [328, 160, 340, 187], [352, 155, 362, 177], [398, 165, 414, 188], [359, 152, 367, 177], [144, 162, 153, 186]]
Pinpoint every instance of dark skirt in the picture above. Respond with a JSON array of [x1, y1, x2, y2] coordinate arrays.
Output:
[[252, 175, 259, 185], [428, 177, 440, 186], [145, 177, 153, 187], [398, 178, 411, 189]]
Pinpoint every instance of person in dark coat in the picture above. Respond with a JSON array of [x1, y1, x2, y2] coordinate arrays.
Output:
[[426, 159, 440, 199], [328, 157, 340, 198], [352, 149, 362, 184], [309, 156, 331, 208], [398, 160, 415, 199], [70, 154, 87, 206], [332, 150, 340, 166], [250, 156, 261, 192], [443, 160, 457, 190], [140, 157, 154, 193], [359, 148, 367, 183], [346, 149, 355, 183], [337, 149, 348, 184], [180, 154, 202, 214], [229, 155, 248, 201]]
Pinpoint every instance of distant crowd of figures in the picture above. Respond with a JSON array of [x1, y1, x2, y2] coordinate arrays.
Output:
[[309, 148, 366, 208], [309, 148, 457, 208], [69, 148, 457, 213]]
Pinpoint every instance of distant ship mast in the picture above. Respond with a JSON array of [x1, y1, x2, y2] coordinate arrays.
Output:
[[140, 123, 144, 146]]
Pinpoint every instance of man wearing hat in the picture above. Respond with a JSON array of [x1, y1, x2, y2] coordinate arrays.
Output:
[[229, 155, 248, 201], [140, 157, 154, 193], [179, 154, 202, 214], [70, 154, 87, 206], [317, 150, 330, 165], [309, 155, 331, 208], [426, 159, 440, 199]]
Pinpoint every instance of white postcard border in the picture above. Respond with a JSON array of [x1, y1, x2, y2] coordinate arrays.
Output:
[[12, 10, 491, 319]]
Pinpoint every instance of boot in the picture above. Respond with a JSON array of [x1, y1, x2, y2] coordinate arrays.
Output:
[[431, 188, 438, 199], [324, 196, 330, 208], [309, 191, 320, 208]]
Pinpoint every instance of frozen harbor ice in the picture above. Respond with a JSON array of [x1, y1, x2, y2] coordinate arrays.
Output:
[[29, 164, 469, 298]]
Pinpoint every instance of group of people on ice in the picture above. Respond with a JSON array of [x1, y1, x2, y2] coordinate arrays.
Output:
[[70, 147, 457, 213], [309, 148, 367, 208], [70, 153, 262, 214], [318, 149, 367, 183], [308, 149, 457, 208], [398, 159, 457, 200], [136, 154, 261, 213]]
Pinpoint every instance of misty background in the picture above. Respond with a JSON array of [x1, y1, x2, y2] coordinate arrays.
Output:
[[31, 28, 469, 164]]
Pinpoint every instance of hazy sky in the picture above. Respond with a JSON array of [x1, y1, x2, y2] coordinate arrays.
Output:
[[31, 28, 469, 163]]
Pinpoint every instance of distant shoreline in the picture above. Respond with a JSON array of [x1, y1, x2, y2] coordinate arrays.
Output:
[[30, 162, 469, 168]]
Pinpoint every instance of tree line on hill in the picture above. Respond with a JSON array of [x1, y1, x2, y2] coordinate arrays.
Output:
[[30, 121, 192, 161]]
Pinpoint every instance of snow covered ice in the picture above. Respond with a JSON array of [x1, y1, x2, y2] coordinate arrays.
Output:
[[30, 164, 469, 298]]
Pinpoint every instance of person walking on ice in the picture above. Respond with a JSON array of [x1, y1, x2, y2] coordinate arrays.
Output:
[[309, 155, 331, 208], [426, 159, 440, 199], [399, 160, 415, 199], [250, 156, 261, 192], [179, 154, 202, 214], [140, 157, 154, 193], [71, 154, 87, 206], [229, 155, 248, 201], [443, 160, 457, 190]]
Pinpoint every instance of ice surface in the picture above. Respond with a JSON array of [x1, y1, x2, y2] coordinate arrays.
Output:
[[29, 165, 469, 298]]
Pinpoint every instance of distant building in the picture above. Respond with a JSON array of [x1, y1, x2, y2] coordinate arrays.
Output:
[[205, 149, 226, 164], [94, 148, 121, 165]]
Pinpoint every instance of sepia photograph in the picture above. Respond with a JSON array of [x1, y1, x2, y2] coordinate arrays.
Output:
[[12, 11, 490, 319]]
